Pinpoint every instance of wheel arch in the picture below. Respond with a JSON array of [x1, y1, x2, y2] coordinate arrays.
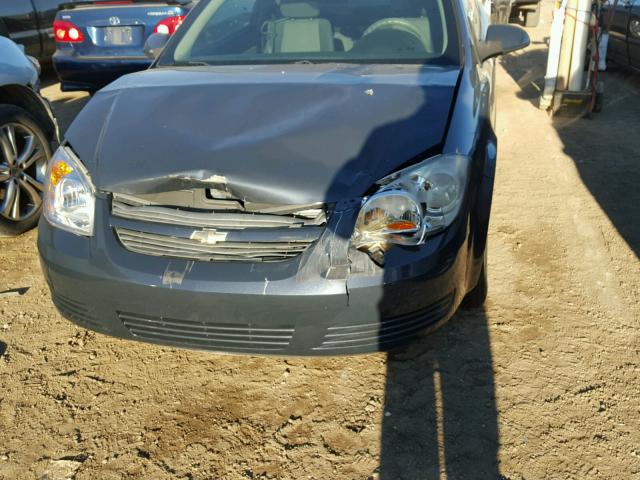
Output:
[[0, 85, 59, 147]]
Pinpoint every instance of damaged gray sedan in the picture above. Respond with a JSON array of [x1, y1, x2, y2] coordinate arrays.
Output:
[[38, 0, 528, 354]]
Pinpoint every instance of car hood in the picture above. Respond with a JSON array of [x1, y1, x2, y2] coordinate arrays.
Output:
[[66, 64, 460, 204]]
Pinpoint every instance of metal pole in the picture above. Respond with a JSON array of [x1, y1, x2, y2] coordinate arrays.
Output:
[[557, 0, 578, 91], [540, 0, 569, 109], [568, 0, 594, 90]]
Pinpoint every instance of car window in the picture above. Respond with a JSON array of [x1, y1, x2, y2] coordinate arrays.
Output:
[[158, 0, 461, 66]]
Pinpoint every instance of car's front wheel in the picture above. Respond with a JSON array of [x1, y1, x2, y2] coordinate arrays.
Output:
[[0, 105, 51, 236]]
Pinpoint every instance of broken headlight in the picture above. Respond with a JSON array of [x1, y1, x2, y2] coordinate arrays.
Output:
[[352, 154, 470, 263], [43, 146, 95, 236]]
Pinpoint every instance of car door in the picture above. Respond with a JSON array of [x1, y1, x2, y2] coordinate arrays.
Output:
[[629, 0, 640, 68], [0, 0, 42, 58], [606, 0, 632, 65]]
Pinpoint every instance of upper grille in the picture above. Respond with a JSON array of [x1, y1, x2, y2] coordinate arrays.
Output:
[[115, 227, 315, 262], [111, 193, 327, 262]]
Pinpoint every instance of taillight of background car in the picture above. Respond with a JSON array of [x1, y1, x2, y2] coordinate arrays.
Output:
[[153, 16, 184, 36], [53, 20, 84, 43]]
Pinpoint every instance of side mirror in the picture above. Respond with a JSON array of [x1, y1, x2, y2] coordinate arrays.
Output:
[[478, 24, 530, 62], [144, 33, 169, 59]]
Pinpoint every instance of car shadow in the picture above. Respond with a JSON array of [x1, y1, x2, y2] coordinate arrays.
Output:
[[500, 47, 640, 258], [499, 48, 548, 107], [0, 341, 6, 357]]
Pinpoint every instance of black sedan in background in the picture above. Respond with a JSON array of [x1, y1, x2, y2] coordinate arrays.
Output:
[[606, 0, 640, 70], [0, 0, 69, 61], [39, 0, 529, 355]]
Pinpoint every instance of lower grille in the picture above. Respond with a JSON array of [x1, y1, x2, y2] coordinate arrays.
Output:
[[118, 312, 295, 352], [52, 292, 103, 331], [313, 293, 454, 352]]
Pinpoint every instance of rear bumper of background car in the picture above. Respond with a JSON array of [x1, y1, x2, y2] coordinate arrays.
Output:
[[37, 195, 474, 356], [53, 53, 151, 92]]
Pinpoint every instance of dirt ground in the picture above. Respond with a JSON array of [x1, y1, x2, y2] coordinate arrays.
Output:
[[1, 4, 639, 479]]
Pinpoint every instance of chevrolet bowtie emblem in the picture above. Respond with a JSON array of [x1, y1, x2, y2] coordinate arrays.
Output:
[[190, 229, 228, 245]]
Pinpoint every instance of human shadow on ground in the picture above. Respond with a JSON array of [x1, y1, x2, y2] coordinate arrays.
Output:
[[379, 308, 499, 479]]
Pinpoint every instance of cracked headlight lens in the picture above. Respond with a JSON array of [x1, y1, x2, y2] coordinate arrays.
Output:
[[352, 154, 470, 263], [43, 146, 95, 236]]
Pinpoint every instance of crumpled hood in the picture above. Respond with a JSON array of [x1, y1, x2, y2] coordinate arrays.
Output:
[[66, 64, 460, 204]]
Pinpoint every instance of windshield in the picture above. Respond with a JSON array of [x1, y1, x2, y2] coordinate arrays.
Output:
[[158, 0, 460, 66]]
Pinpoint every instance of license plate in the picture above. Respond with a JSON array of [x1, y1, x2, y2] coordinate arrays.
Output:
[[104, 26, 133, 46]]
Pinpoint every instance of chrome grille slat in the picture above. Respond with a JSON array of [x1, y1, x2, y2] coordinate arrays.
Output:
[[118, 229, 312, 251], [120, 242, 306, 258], [116, 228, 310, 260], [122, 321, 293, 339], [126, 328, 291, 346], [117, 236, 309, 254], [118, 313, 295, 333], [112, 201, 315, 229]]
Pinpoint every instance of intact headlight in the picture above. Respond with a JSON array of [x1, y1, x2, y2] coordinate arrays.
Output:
[[352, 154, 470, 263], [43, 146, 95, 236]]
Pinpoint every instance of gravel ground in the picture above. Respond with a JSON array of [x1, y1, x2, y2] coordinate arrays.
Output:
[[1, 5, 639, 479]]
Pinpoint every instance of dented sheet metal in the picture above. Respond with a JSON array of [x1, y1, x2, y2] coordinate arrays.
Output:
[[65, 64, 460, 203]]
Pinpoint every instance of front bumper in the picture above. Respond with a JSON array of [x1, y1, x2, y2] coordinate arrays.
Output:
[[38, 197, 471, 356], [52, 53, 151, 92]]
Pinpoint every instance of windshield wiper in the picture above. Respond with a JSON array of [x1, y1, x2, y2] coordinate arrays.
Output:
[[169, 61, 210, 67]]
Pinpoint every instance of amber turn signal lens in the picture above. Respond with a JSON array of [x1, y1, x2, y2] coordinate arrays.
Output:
[[386, 220, 418, 231], [50, 161, 73, 186]]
